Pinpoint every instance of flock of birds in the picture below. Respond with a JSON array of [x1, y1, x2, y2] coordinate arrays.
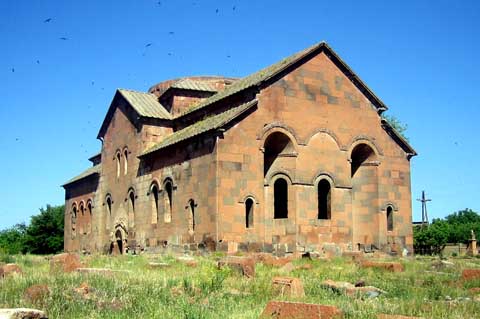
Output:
[[9, 2, 240, 148]]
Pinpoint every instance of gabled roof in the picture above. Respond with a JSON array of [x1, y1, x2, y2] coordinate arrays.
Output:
[[170, 79, 218, 92], [140, 99, 257, 157], [381, 119, 417, 158], [62, 164, 101, 187], [178, 41, 389, 118], [118, 89, 172, 119], [97, 89, 171, 139]]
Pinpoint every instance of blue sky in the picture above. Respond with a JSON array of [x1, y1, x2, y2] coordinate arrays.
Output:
[[0, 0, 479, 228]]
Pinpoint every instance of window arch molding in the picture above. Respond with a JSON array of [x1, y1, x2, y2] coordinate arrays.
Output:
[[347, 137, 382, 161], [86, 199, 93, 210], [147, 180, 160, 195], [71, 202, 78, 217], [238, 194, 259, 204], [126, 186, 137, 200], [79, 200, 85, 216], [258, 123, 302, 148], [265, 169, 294, 186], [381, 202, 399, 212], [312, 172, 336, 188]]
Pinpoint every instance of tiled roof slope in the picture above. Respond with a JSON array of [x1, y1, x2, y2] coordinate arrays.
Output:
[[170, 79, 218, 92], [140, 99, 257, 156], [179, 41, 389, 118], [118, 89, 172, 119], [62, 164, 101, 187], [178, 44, 319, 117]]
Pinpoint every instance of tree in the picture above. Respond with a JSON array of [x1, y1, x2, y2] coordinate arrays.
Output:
[[0, 223, 27, 254], [414, 220, 450, 255], [382, 114, 408, 141], [23, 204, 64, 254], [414, 208, 480, 255]]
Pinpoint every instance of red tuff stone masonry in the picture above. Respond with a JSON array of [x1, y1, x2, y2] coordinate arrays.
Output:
[[62, 42, 416, 255]]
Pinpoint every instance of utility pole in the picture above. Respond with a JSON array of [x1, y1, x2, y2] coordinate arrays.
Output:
[[417, 190, 431, 228]]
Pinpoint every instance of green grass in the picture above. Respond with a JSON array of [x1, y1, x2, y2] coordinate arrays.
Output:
[[1, 254, 480, 318]]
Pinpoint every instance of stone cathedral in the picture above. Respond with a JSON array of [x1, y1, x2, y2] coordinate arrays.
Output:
[[62, 42, 416, 255]]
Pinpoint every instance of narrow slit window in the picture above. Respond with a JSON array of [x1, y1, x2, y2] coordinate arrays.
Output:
[[274, 178, 288, 219], [124, 149, 128, 175], [317, 179, 331, 219], [164, 180, 173, 223], [116, 152, 121, 178], [188, 200, 195, 233], [151, 184, 159, 224], [107, 197, 112, 215], [87, 201, 92, 234], [387, 206, 394, 231], [245, 198, 254, 228]]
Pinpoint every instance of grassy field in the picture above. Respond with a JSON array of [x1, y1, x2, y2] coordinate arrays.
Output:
[[1, 253, 480, 318]]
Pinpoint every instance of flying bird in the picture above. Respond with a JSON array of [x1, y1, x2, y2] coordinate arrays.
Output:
[[157, 1, 162, 6], [215, 8, 219, 13], [11, 68, 15, 72], [59, 37, 69, 41], [43, 18, 52, 23], [233, 6, 236, 11], [227, 55, 231, 58], [169, 31, 174, 35], [36, 60, 40, 64], [168, 52, 172, 56], [145, 43, 153, 47]]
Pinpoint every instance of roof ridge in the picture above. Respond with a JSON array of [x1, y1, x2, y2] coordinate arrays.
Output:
[[62, 164, 101, 187], [140, 99, 257, 157], [176, 42, 325, 118], [118, 88, 155, 95]]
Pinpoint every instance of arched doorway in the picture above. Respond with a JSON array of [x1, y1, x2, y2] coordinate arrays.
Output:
[[115, 229, 123, 255], [350, 143, 379, 250]]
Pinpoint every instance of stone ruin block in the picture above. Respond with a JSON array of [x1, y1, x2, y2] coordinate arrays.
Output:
[[218, 256, 255, 278], [260, 301, 343, 319], [50, 253, 82, 273], [272, 277, 305, 298], [360, 260, 404, 272]]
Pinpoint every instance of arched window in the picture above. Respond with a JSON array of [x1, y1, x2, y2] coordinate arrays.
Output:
[[150, 183, 159, 224], [387, 206, 394, 231], [164, 179, 173, 223], [350, 143, 376, 178], [128, 189, 135, 227], [71, 204, 77, 237], [245, 198, 254, 228], [264, 132, 295, 177], [317, 179, 331, 219], [124, 148, 128, 175], [79, 202, 85, 235], [79, 202, 85, 216], [106, 195, 112, 216], [188, 199, 195, 233], [274, 178, 288, 219], [87, 200, 93, 234], [116, 151, 121, 178]]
